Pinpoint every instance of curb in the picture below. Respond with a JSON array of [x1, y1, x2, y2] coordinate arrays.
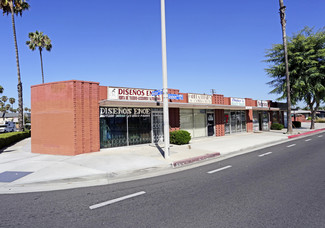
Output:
[[288, 128, 325, 139], [172, 152, 221, 168]]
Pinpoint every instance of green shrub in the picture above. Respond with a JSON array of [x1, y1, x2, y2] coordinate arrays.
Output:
[[316, 118, 325, 123], [0, 131, 31, 150], [292, 121, 301, 128], [170, 130, 191, 145], [271, 123, 284, 130]]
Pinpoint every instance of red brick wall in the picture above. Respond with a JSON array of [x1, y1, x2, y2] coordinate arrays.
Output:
[[212, 94, 224, 105], [215, 109, 225, 136], [246, 110, 253, 132], [224, 97, 231, 105], [169, 108, 180, 131], [99, 86, 107, 100], [31, 80, 100, 155]]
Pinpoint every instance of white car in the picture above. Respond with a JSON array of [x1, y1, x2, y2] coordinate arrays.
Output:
[[0, 121, 16, 133]]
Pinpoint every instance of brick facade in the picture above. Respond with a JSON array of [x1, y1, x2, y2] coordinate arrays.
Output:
[[31, 80, 100, 155]]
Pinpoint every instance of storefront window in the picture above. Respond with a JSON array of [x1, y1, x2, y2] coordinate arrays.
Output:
[[100, 116, 127, 148], [128, 116, 151, 145], [100, 107, 152, 148], [180, 109, 207, 138], [228, 110, 246, 133], [241, 111, 246, 131]]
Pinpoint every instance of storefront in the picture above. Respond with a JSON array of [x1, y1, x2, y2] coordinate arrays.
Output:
[[30, 80, 285, 156], [100, 107, 153, 148], [179, 94, 215, 138]]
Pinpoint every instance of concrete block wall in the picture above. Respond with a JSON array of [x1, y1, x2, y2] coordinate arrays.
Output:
[[31, 80, 100, 155], [212, 94, 224, 105]]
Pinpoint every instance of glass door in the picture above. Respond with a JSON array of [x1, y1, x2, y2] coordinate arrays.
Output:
[[207, 113, 214, 136], [224, 112, 230, 134]]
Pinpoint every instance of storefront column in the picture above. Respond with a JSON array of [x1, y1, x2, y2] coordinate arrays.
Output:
[[246, 109, 253, 132], [215, 109, 225, 136]]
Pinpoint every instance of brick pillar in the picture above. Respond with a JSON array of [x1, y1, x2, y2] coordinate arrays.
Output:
[[246, 109, 253, 132], [169, 108, 180, 131], [215, 109, 225, 136], [31, 80, 100, 155]]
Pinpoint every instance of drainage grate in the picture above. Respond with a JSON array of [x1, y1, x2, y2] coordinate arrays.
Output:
[[0, 171, 33, 183]]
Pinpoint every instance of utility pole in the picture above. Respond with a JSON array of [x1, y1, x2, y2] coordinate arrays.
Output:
[[160, 0, 170, 158], [279, 0, 292, 134]]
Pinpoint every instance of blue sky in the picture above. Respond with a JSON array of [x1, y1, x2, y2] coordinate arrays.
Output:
[[1, 0, 324, 109]]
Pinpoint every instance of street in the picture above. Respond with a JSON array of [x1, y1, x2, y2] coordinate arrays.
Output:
[[1, 133, 325, 228]]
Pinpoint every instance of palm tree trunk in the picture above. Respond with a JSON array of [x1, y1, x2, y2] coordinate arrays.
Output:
[[279, 0, 292, 134], [9, 1, 24, 131], [39, 49, 44, 84]]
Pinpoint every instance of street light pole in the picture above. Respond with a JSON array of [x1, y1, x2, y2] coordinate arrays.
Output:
[[160, 0, 170, 158]]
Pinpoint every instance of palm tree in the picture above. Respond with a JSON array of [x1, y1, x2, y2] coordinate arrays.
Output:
[[0, 0, 29, 131], [26, 31, 52, 84], [0, 85, 3, 94], [1, 96, 8, 104], [9, 97, 15, 108], [278, 0, 292, 134]]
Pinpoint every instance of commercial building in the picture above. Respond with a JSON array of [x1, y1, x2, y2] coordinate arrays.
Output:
[[31, 80, 286, 156]]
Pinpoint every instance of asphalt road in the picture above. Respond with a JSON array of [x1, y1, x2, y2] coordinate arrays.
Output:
[[1, 133, 325, 228]]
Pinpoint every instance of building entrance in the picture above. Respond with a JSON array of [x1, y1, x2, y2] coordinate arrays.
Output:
[[207, 113, 215, 136], [152, 110, 164, 144]]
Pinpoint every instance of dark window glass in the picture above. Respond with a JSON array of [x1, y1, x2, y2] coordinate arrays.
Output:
[[100, 116, 127, 148], [128, 116, 151, 145]]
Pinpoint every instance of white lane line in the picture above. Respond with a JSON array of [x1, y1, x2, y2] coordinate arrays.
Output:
[[287, 144, 296, 148], [207, 165, 232, 174], [89, 191, 146, 210], [318, 135, 323, 137], [259, 152, 272, 157], [305, 139, 312, 142]]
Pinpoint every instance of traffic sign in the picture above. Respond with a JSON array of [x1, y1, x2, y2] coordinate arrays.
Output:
[[151, 90, 162, 96], [168, 94, 183, 100]]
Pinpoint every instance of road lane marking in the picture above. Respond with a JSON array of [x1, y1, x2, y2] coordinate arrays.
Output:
[[287, 144, 296, 148], [259, 152, 272, 157], [318, 135, 323, 137], [305, 139, 312, 141], [89, 191, 146, 210], [207, 165, 232, 174]]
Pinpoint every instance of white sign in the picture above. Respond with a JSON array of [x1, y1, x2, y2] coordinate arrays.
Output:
[[257, 100, 268, 108], [188, 93, 212, 104], [231, 97, 245, 106], [107, 87, 162, 101]]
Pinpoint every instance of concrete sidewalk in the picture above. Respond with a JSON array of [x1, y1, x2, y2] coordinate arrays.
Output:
[[0, 122, 324, 193]]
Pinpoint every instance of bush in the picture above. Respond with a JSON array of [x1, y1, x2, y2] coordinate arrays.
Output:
[[292, 121, 301, 128], [271, 123, 284, 130], [316, 119, 325, 123], [0, 131, 31, 150], [170, 130, 191, 145]]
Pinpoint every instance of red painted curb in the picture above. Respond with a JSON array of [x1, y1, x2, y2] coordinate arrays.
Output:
[[288, 128, 325, 139], [172, 152, 221, 168]]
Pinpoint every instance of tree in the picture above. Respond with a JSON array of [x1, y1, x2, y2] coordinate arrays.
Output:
[[0, 85, 3, 94], [0, 0, 29, 131], [265, 27, 325, 129], [278, 0, 292, 134], [9, 97, 15, 108], [26, 31, 52, 84]]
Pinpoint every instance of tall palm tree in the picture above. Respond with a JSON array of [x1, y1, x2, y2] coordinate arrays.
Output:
[[0, 85, 3, 94], [0, 0, 29, 131], [26, 31, 52, 84], [278, 0, 292, 134], [9, 97, 15, 108]]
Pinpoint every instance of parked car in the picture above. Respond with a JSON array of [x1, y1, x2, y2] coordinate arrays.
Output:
[[0, 121, 16, 133]]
